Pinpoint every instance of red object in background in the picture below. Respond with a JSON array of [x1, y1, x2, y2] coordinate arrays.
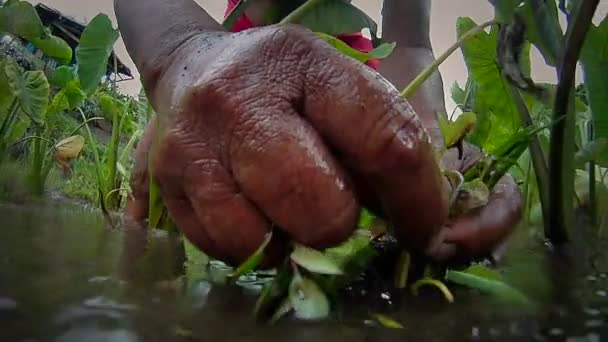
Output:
[[224, 0, 380, 70]]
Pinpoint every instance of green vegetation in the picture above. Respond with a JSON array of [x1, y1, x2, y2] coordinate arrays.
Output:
[[1, 0, 606, 328]]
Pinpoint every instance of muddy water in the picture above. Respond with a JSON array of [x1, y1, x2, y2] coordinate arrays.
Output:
[[1, 202, 608, 341]]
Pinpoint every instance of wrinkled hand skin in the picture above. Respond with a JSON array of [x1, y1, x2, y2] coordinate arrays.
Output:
[[126, 25, 451, 266]]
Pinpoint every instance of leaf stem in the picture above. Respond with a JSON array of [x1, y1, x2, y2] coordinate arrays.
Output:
[[401, 19, 496, 99], [509, 86, 551, 227], [549, 0, 599, 244]]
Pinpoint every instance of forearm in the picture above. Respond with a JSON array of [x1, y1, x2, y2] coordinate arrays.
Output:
[[379, 0, 446, 151], [114, 0, 225, 85]]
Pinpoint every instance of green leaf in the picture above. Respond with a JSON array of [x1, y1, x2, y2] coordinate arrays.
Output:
[[0, 60, 15, 115], [49, 66, 78, 88], [316, 32, 395, 63], [288, 272, 330, 321], [30, 30, 73, 64], [451, 81, 466, 106], [457, 17, 523, 153], [488, 0, 524, 22], [288, 0, 379, 40], [369, 313, 405, 329], [445, 269, 530, 306], [516, 0, 563, 66], [411, 277, 455, 303], [357, 208, 375, 229], [47, 80, 86, 117], [290, 243, 344, 275], [4, 63, 49, 124], [574, 138, 608, 168], [0, 1, 45, 40], [438, 111, 477, 149], [228, 231, 273, 279], [459, 264, 503, 281], [581, 18, 608, 140], [76, 14, 119, 95]]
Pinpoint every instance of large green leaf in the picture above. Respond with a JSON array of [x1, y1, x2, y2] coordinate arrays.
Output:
[[516, 0, 563, 66], [289, 0, 379, 40], [446, 267, 530, 306], [0, 60, 15, 115], [457, 17, 524, 153], [0, 2, 72, 63], [488, 0, 524, 22], [49, 65, 78, 89], [4, 63, 49, 124], [30, 31, 73, 65], [0, 1, 44, 40], [581, 18, 608, 139], [76, 14, 119, 95]]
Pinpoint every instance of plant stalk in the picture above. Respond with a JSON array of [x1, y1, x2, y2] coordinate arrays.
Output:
[[549, 0, 599, 244], [587, 121, 596, 226], [509, 86, 551, 228], [401, 19, 496, 99], [0, 98, 19, 139]]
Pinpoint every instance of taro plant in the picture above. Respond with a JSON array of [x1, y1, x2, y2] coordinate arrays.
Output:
[[0, 0, 139, 211], [150, 0, 607, 324]]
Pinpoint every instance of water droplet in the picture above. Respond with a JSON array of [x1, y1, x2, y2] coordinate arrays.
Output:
[[587, 275, 598, 282], [549, 328, 564, 336], [599, 273, 607, 279], [380, 292, 390, 300], [595, 290, 607, 297]]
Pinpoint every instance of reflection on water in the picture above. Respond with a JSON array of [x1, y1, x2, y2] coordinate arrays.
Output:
[[1, 202, 608, 341]]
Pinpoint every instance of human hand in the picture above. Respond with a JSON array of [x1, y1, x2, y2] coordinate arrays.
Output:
[[125, 24, 450, 266]]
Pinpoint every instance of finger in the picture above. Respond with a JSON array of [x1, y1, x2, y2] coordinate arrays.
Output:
[[291, 28, 449, 253], [443, 174, 522, 256], [125, 115, 157, 223], [162, 193, 224, 261], [230, 107, 359, 249], [182, 158, 285, 266]]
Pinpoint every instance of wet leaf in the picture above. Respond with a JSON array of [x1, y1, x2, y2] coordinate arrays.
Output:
[[290, 243, 344, 275], [316, 32, 395, 63], [229, 231, 273, 279], [370, 313, 405, 329], [76, 14, 120, 95], [411, 277, 455, 303], [55, 135, 85, 160], [4, 63, 49, 125], [289, 272, 330, 321], [445, 269, 530, 306]]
